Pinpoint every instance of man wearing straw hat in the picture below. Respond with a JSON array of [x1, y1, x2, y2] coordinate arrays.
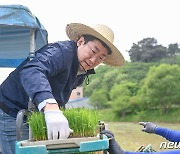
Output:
[[0, 23, 124, 154]]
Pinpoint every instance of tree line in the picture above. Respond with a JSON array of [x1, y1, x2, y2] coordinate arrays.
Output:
[[83, 37, 180, 118]]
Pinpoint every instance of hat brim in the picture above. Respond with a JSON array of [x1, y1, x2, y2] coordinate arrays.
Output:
[[66, 23, 125, 66]]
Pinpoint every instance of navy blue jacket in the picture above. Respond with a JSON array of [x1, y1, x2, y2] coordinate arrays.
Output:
[[0, 40, 94, 117]]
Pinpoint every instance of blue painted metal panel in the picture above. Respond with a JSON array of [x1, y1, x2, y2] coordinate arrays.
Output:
[[0, 58, 25, 67], [16, 141, 47, 154], [0, 4, 48, 67], [79, 138, 109, 152], [16, 137, 109, 154]]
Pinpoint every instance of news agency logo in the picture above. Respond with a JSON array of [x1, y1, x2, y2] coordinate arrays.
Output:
[[160, 142, 180, 149]]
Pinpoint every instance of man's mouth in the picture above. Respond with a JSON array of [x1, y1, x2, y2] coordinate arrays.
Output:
[[84, 61, 90, 67]]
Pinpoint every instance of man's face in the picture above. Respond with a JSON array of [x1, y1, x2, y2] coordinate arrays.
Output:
[[77, 37, 108, 71]]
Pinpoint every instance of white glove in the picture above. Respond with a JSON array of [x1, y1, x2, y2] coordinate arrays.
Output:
[[44, 110, 72, 140]]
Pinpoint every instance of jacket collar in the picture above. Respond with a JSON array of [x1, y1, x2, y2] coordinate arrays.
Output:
[[87, 69, 95, 75]]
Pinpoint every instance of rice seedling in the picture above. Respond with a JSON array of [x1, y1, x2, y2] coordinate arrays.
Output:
[[63, 108, 100, 137], [28, 108, 100, 141], [27, 112, 47, 141]]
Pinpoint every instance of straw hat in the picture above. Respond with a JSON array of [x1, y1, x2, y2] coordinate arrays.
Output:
[[66, 23, 125, 66]]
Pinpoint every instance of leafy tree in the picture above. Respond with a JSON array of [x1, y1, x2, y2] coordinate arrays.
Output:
[[90, 89, 108, 109], [114, 73, 129, 85], [110, 81, 138, 117], [84, 78, 101, 96], [128, 38, 167, 62], [138, 64, 180, 113], [118, 62, 156, 82], [175, 55, 180, 65], [83, 65, 112, 96], [84, 62, 153, 98], [159, 44, 180, 64], [102, 69, 119, 91], [167, 43, 180, 57]]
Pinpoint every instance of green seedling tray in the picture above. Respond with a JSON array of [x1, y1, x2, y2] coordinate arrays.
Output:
[[16, 136, 109, 154]]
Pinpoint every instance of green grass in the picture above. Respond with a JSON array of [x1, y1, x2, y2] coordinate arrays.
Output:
[[98, 108, 118, 121], [99, 108, 180, 123], [98, 109, 180, 152], [107, 122, 180, 152]]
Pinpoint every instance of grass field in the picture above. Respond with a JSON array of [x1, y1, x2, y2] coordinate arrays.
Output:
[[106, 122, 180, 152]]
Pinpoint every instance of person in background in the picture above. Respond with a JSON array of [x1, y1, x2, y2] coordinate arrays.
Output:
[[101, 122, 180, 154], [0, 23, 125, 154]]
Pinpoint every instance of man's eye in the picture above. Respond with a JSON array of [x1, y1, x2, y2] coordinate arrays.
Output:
[[99, 56, 106, 61], [91, 49, 96, 54]]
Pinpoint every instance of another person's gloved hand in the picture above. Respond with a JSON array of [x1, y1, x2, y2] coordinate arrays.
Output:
[[139, 122, 157, 134], [44, 110, 73, 140], [100, 130, 125, 154]]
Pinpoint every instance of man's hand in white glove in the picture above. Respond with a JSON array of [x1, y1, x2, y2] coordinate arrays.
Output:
[[43, 103, 72, 140], [44, 110, 72, 140]]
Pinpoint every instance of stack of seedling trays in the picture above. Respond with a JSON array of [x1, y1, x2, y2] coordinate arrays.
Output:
[[16, 108, 109, 154]]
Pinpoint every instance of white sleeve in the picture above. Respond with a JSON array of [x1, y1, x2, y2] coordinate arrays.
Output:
[[38, 98, 58, 111]]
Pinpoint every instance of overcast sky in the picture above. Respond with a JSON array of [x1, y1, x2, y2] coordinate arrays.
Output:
[[0, 0, 180, 82]]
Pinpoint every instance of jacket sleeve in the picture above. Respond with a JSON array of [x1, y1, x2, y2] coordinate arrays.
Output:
[[20, 43, 64, 107], [155, 127, 180, 142]]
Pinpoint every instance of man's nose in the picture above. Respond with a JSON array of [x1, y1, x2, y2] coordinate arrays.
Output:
[[89, 56, 97, 64]]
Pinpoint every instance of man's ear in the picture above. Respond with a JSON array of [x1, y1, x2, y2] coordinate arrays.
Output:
[[77, 36, 85, 47]]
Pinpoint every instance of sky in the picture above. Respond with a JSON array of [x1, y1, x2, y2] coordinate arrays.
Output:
[[0, 0, 180, 82]]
